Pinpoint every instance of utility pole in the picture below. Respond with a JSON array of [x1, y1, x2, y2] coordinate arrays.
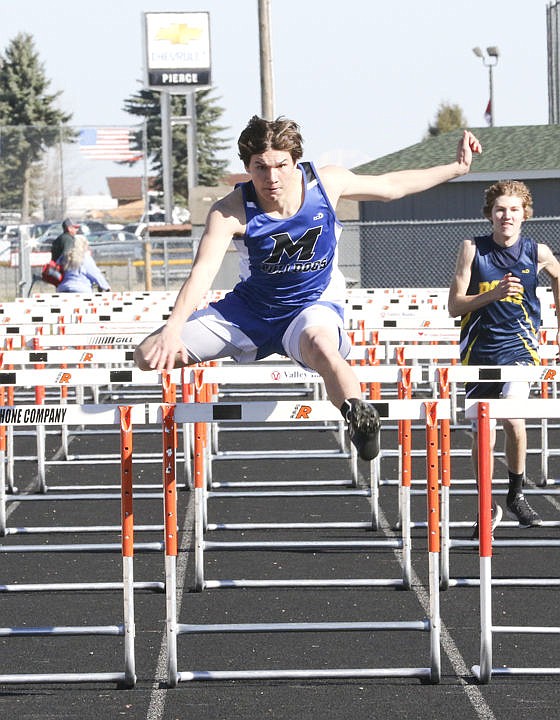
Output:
[[547, 0, 560, 124], [258, 0, 275, 119], [160, 91, 174, 223]]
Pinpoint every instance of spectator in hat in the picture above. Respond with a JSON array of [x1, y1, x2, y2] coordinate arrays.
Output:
[[51, 218, 81, 261]]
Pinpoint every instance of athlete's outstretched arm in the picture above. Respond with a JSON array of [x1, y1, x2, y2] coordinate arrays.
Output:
[[135, 193, 242, 373], [320, 130, 482, 205]]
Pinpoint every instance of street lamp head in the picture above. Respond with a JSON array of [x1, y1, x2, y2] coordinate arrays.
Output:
[[487, 46, 500, 58], [472, 46, 484, 58]]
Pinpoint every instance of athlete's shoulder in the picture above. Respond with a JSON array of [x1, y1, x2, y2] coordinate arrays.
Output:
[[208, 187, 246, 234], [310, 163, 349, 206]]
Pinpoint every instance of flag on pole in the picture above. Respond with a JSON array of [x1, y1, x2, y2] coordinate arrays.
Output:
[[78, 127, 143, 161], [484, 100, 492, 126]]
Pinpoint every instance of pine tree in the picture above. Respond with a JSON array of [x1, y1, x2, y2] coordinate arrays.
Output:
[[426, 102, 468, 138], [122, 87, 231, 205], [0, 33, 73, 221]]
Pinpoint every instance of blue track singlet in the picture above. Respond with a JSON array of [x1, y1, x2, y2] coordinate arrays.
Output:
[[459, 234, 541, 366], [207, 161, 346, 359]]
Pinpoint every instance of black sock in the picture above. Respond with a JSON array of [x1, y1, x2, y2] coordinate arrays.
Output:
[[507, 471, 524, 502]]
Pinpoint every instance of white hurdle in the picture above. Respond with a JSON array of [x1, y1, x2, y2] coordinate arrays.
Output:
[[0, 404, 155, 686], [149, 398, 448, 685], [467, 399, 560, 683], [0, 366, 184, 500], [433, 365, 560, 590]]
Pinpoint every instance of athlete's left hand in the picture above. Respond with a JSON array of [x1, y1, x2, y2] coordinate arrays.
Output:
[[456, 130, 482, 174]]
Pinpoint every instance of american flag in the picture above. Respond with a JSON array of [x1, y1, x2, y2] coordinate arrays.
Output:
[[78, 127, 143, 161]]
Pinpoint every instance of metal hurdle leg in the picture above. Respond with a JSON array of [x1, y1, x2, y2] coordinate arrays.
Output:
[[425, 401, 442, 683], [166, 552, 179, 687], [3, 385, 16, 492], [369, 454, 380, 530], [472, 401, 494, 684], [437, 370, 452, 590], [182, 422, 193, 489], [161, 403, 180, 686], [193, 416, 206, 592], [399, 409, 413, 590], [35, 424, 46, 493], [0, 446, 5, 536], [119, 406, 137, 687], [180, 369, 194, 489], [540, 417, 549, 486], [439, 484, 451, 589], [6, 423, 15, 491]]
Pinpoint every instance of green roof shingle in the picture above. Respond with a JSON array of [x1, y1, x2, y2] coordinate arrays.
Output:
[[353, 125, 560, 175]]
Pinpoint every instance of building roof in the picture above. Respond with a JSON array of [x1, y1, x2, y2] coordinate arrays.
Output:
[[353, 125, 560, 178], [106, 176, 144, 202], [222, 172, 251, 186]]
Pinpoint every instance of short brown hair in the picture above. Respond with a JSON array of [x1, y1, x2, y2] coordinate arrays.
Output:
[[237, 115, 303, 166], [482, 180, 534, 221]]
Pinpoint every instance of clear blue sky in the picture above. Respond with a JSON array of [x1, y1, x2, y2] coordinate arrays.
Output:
[[0, 0, 552, 187]]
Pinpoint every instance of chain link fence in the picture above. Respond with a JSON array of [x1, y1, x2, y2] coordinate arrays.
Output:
[[2, 217, 560, 301], [338, 217, 560, 289]]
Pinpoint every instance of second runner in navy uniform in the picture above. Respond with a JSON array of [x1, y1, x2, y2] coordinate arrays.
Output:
[[459, 234, 541, 367], [449, 180, 560, 533]]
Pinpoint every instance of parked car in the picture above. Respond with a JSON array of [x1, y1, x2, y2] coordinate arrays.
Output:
[[122, 222, 148, 238], [33, 220, 109, 252], [87, 231, 143, 261]]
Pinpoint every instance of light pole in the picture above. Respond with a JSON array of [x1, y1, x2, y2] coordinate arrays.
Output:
[[472, 46, 500, 126]]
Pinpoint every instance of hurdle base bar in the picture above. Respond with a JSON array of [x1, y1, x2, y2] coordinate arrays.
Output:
[[203, 539, 402, 551], [203, 578, 406, 589], [0, 671, 134, 686], [0, 542, 164, 553], [178, 620, 429, 634], [6, 492, 163, 502], [177, 667, 433, 682], [211, 479, 353, 488], [0, 581, 164, 592], [472, 665, 560, 680], [446, 578, 560, 588], [452, 538, 560, 549], [3, 524, 164, 535], [0, 624, 123, 636], [207, 489, 369, 499], [491, 625, 560, 634], [206, 521, 375, 531], [213, 450, 350, 460]]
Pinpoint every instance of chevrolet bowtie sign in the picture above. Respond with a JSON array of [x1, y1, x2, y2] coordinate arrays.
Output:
[[144, 11, 211, 90]]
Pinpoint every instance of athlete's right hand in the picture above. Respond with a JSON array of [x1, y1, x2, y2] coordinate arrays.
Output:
[[494, 272, 523, 301], [143, 322, 190, 373]]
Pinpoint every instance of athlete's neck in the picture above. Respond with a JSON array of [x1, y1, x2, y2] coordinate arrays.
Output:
[[492, 230, 521, 248]]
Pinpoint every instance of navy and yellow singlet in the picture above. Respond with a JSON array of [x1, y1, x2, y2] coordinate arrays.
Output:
[[459, 234, 541, 366]]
